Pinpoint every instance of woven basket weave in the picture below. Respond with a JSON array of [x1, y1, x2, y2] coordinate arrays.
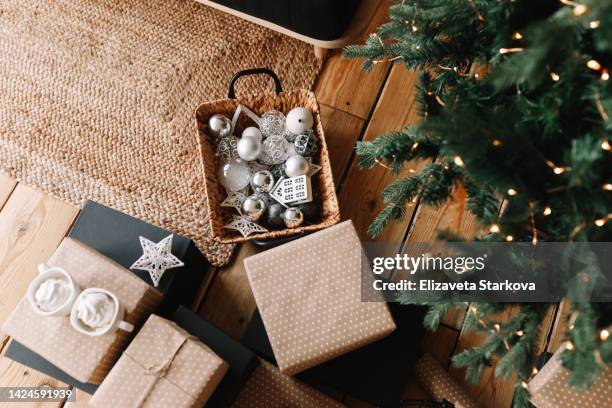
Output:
[[195, 89, 340, 243]]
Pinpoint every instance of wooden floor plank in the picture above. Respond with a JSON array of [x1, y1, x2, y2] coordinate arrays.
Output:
[[0, 342, 68, 408], [0, 184, 79, 347], [338, 65, 422, 247], [314, 0, 392, 120], [0, 174, 16, 210]]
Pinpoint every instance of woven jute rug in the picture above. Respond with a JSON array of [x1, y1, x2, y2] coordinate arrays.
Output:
[[0, 0, 321, 265]]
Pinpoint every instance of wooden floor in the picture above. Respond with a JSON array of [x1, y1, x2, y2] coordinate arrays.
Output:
[[0, 2, 569, 407]]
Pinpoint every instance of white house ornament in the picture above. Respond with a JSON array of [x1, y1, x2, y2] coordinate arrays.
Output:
[[218, 159, 251, 191], [270, 175, 313, 205], [237, 136, 262, 161], [259, 110, 286, 137], [284, 154, 310, 178], [216, 135, 239, 162], [286, 107, 314, 135], [250, 170, 275, 193], [224, 215, 268, 237], [242, 126, 263, 141], [208, 114, 232, 139], [283, 207, 304, 228], [259, 135, 290, 165], [130, 235, 184, 287], [241, 194, 267, 221]]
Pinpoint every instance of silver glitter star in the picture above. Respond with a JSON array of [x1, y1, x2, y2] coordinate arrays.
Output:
[[224, 215, 268, 237], [130, 235, 184, 287], [221, 189, 248, 212]]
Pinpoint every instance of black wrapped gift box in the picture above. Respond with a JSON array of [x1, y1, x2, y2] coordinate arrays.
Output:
[[242, 302, 427, 408], [5, 200, 211, 394]]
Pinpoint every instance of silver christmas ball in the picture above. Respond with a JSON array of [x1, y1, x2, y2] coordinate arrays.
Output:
[[294, 132, 319, 157], [259, 136, 290, 165], [218, 159, 251, 192], [237, 137, 262, 161], [208, 114, 232, 138], [283, 207, 304, 228], [260, 110, 286, 137], [242, 126, 263, 141], [265, 203, 285, 229], [216, 135, 239, 162], [250, 170, 275, 193], [241, 194, 267, 221], [284, 155, 310, 178]]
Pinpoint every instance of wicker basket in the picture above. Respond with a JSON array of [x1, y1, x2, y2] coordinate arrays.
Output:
[[194, 69, 340, 244]]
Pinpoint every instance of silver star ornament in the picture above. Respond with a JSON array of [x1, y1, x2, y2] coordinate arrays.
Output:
[[130, 235, 184, 287]]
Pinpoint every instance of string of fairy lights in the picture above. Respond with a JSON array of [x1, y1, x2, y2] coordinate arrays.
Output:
[[366, 0, 612, 381]]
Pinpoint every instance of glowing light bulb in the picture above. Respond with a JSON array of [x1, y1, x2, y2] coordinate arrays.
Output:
[[603, 183, 612, 191], [516, 329, 524, 336], [492, 139, 503, 146], [513, 32, 523, 40], [550, 72, 560, 81], [489, 224, 500, 233], [595, 218, 606, 227], [590, 20, 601, 28], [587, 59, 602, 70], [603, 139, 611, 151], [602, 69, 610, 81], [505, 235, 514, 242], [507, 188, 518, 196], [566, 341, 575, 350], [601, 329, 610, 341], [454, 156, 465, 167], [543, 206, 552, 216], [553, 167, 565, 174], [573, 4, 588, 16]]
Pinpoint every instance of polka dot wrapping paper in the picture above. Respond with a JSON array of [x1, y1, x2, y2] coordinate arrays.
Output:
[[414, 353, 479, 408], [90, 314, 228, 408], [528, 346, 612, 408], [2, 238, 163, 384], [232, 358, 345, 407], [244, 220, 396, 375]]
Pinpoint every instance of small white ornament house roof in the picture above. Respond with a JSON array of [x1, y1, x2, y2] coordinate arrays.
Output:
[[270, 175, 313, 205]]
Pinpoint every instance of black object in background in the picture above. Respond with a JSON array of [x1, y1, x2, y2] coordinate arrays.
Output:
[[209, 0, 362, 41], [173, 306, 259, 408], [5, 200, 211, 393], [242, 303, 427, 408]]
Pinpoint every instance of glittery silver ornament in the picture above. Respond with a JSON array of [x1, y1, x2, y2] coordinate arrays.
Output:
[[270, 163, 287, 180], [294, 132, 319, 157], [241, 194, 267, 221], [264, 203, 286, 229], [283, 207, 304, 228], [237, 137, 262, 161], [284, 129, 298, 142], [250, 170, 275, 193], [216, 135, 239, 162], [284, 155, 310, 178], [259, 136, 290, 165], [208, 114, 232, 139], [218, 159, 251, 192], [260, 110, 286, 137], [286, 107, 314, 135]]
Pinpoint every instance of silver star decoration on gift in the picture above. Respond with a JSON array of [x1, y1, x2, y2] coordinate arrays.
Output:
[[224, 215, 268, 237], [130, 235, 184, 287], [221, 189, 248, 212]]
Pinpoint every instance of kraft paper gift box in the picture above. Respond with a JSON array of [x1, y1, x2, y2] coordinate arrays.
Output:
[[90, 314, 228, 408], [244, 220, 396, 375], [232, 358, 345, 408], [528, 346, 612, 408], [2, 237, 162, 384]]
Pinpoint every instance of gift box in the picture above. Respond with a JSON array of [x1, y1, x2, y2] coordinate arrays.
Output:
[[232, 358, 345, 407], [528, 346, 612, 408], [244, 220, 396, 375], [242, 302, 426, 407], [172, 306, 259, 407], [68, 200, 210, 316], [90, 314, 228, 408], [2, 238, 162, 384], [414, 353, 479, 408]]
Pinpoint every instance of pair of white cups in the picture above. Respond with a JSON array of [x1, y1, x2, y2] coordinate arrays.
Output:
[[27, 264, 134, 336]]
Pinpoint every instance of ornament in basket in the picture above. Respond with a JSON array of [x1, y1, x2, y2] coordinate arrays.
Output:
[[195, 69, 340, 244]]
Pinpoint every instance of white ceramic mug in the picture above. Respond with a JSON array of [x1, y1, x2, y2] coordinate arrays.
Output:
[[27, 264, 81, 317], [70, 288, 134, 336]]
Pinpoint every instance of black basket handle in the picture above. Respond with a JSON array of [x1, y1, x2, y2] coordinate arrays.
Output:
[[228, 68, 283, 99]]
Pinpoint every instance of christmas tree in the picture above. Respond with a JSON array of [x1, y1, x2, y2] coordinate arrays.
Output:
[[345, 0, 612, 405]]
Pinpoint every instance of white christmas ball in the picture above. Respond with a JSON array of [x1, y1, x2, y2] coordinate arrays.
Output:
[[237, 137, 262, 161], [284, 155, 310, 178], [286, 107, 314, 135], [218, 159, 251, 192], [242, 126, 263, 141]]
